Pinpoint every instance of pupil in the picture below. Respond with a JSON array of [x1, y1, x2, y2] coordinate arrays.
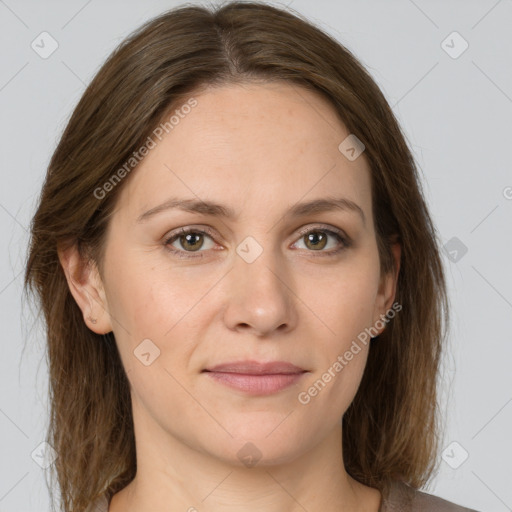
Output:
[[307, 232, 326, 250], [183, 233, 202, 250]]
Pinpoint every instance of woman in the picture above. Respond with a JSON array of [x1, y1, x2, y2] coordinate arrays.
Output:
[[24, 2, 479, 511]]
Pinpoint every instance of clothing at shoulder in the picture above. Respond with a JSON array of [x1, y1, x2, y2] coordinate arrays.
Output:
[[380, 480, 480, 512]]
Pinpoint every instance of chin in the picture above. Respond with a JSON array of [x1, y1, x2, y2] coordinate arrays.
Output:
[[200, 418, 314, 468], [211, 439, 306, 469]]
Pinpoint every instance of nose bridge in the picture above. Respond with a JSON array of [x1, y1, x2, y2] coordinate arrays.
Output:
[[223, 234, 296, 334]]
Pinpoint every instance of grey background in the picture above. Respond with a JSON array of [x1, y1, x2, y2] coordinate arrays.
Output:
[[1, 0, 511, 510]]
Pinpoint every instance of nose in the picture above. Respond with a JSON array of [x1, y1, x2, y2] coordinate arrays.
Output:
[[222, 242, 298, 337]]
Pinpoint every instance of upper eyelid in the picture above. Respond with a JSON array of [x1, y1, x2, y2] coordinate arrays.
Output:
[[295, 224, 344, 238]]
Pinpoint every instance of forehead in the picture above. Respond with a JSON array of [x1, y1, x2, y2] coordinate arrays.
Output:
[[115, 81, 372, 222]]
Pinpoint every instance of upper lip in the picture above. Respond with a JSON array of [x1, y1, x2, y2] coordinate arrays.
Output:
[[203, 360, 307, 375]]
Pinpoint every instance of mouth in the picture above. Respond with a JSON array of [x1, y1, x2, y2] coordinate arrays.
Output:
[[202, 360, 308, 395]]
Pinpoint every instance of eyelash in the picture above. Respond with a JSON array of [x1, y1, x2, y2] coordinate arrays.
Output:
[[163, 225, 351, 259]]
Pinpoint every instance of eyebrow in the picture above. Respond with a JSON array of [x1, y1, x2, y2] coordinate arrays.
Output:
[[136, 196, 366, 225]]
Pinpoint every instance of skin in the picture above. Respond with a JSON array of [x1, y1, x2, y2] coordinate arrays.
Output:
[[59, 81, 400, 512]]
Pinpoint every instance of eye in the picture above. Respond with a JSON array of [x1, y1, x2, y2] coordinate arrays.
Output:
[[163, 224, 350, 259], [164, 227, 216, 257], [291, 225, 349, 256]]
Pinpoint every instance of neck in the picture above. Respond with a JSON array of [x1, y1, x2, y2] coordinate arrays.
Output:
[[109, 405, 381, 512]]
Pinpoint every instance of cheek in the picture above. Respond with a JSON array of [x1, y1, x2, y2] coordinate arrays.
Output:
[[296, 334, 370, 428], [103, 253, 214, 379], [326, 346, 369, 418], [103, 248, 185, 334], [305, 255, 381, 343], [296, 252, 380, 410]]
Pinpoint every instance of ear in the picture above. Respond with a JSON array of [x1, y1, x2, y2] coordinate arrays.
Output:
[[57, 243, 113, 334], [372, 240, 401, 334]]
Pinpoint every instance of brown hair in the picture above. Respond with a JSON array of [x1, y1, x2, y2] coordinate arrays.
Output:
[[24, 2, 448, 510]]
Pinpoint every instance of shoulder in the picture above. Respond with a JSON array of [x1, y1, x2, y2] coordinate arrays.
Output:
[[380, 480, 481, 512]]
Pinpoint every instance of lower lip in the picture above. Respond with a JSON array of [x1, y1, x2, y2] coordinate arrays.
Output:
[[204, 371, 306, 395]]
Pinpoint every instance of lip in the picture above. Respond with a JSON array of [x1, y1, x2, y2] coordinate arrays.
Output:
[[203, 360, 308, 395], [205, 360, 306, 374]]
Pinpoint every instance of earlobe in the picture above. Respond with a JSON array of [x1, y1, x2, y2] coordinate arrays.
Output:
[[57, 243, 112, 334]]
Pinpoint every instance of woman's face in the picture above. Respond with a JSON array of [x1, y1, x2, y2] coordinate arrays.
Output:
[[87, 81, 398, 466]]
